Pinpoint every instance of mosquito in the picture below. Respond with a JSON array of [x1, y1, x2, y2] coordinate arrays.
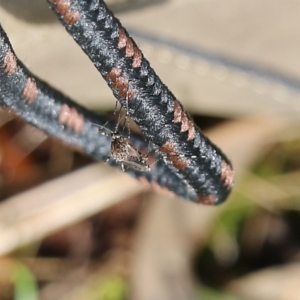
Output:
[[108, 129, 150, 172], [92, 102, 151, 173]]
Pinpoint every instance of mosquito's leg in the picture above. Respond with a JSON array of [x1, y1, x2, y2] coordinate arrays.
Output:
[[112, 102, 122, 132], [105, 156, 111, 164], [99, 131, 109, 136], [124, 91, 131, 140], [112, 100, 118, 117], [121, 163, 125, 172], [147, 140, 163, 170], [90, 102, 119, 134]]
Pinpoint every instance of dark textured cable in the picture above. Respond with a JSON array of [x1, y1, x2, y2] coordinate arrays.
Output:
[[0, 23, 198, 201], [46, 0, 234, 204]]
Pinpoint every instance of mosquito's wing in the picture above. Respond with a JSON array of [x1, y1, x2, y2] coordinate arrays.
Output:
[[127, 143, 145, 158], [122, 159, 150, 172], [123, 143, 150, 172]]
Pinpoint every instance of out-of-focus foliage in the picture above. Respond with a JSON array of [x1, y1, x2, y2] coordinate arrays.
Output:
[[13, 261, 38, 300]]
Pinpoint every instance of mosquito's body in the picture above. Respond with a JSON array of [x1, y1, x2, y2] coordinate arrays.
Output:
[[109, 131, 150, 172], [92, 90, 152, 172], [92, 98, 151, 172]]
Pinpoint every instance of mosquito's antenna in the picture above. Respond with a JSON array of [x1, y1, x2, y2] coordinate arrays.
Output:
[[90, 122, 113, 134]]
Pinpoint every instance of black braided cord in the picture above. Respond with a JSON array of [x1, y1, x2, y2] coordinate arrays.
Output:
[[0, 24, 198, 202], [46, 0, 234, 204]]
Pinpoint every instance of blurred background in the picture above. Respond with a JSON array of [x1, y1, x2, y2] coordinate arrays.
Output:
[[0, 0, 300, 299]]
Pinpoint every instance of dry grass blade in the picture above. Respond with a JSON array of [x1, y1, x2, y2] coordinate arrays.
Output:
[[0, 163, 146, 256], [226, 263, 300, 300]]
